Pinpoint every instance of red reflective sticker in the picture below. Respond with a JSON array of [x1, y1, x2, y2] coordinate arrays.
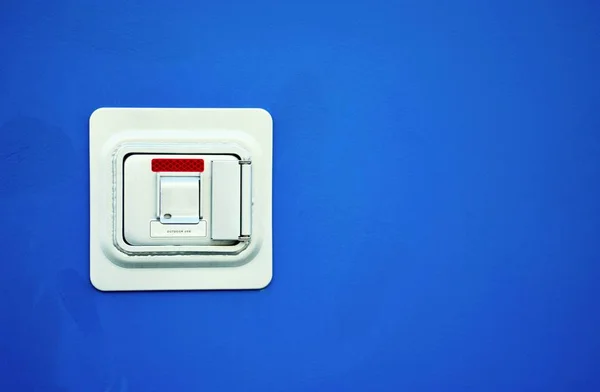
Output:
[[151, 158, 204, 172]]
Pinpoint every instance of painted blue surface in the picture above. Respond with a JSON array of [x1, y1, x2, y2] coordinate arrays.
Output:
[[1, 0, 599, 390]]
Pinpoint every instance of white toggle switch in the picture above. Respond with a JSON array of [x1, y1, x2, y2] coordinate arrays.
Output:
[[159, 176, 200, 224], [90, 107, 272, 291]]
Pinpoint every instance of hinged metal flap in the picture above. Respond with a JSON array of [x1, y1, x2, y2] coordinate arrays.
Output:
[[240, 163, 252, 237], [210, 160, 253, 241], [211, 161, 241, 240]]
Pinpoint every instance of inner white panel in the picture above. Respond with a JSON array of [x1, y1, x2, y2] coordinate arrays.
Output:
[[123, 154, 239, 246]]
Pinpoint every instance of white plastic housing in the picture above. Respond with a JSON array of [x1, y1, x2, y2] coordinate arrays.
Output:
[[89, 108, 273, 291]]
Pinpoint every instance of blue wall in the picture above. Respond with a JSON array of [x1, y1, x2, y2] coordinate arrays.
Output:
[[1, 1, 599, 391]]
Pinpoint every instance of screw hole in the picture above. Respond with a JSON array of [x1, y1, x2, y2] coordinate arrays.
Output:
[[163, 213, 172, 219]]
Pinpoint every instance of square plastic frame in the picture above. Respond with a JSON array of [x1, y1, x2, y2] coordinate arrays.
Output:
[[89, 108, 273, 291]]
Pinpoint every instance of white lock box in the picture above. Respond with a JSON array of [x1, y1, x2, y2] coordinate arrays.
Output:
[[89, 108, 273, 291]]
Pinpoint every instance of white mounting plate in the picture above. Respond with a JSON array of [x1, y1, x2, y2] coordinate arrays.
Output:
[[89, 108, 273, 291]]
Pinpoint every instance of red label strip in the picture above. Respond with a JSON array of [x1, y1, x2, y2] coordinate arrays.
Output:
[[151, 158, 204, 172]]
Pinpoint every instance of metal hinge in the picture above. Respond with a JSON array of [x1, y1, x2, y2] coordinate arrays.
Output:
[[240, 161, 252, 238]]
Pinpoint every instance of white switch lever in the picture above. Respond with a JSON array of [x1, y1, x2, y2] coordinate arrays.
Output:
[[158, 176, 200, 224]]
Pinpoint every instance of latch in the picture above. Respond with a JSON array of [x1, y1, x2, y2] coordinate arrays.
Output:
[[158, 176, 201, 224]]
